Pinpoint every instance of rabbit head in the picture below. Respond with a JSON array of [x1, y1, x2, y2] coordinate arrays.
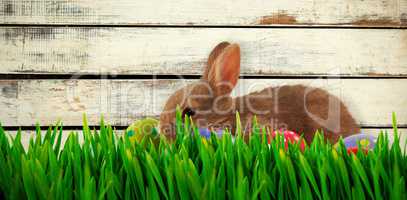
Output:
[[160, 42, 241, 138]]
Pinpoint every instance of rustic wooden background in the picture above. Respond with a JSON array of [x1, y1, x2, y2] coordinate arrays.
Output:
[[0, 0, 406, 146]]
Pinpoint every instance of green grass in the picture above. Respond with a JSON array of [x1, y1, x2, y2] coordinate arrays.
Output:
[[0, 112, 406, 200]]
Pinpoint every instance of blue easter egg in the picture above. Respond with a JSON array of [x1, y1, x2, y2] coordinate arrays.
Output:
[[199, 128, 211, 138], [198, 128, 224, 139], [343, 133, 377, 149]]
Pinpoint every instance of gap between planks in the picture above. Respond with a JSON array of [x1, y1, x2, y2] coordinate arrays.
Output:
[[2, 74, 407, 80], [0, 24, 406, 29]]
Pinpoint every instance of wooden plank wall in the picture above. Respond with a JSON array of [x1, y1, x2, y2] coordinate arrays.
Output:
[[0, 1, 406, 145]]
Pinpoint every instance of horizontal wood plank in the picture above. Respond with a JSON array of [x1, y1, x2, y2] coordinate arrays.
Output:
[[0, 79, 406, 127], [6, 129, 407, 151], [0, 27, 406, 76], [0, 0, 405, 27]]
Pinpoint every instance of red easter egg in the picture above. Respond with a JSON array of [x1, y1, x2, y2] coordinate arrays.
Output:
[[268, 130, 306, 151]]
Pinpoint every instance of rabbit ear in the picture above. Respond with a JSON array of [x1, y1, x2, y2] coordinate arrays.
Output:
[[208, 43, 240, 96], [202, 42, 231, 80]]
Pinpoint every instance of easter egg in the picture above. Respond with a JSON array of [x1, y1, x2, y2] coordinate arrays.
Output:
[[269, 130, 306, 150], [126, 118, 159, 143], [198, 128, 223, 139], [342, 133, 377, 154]]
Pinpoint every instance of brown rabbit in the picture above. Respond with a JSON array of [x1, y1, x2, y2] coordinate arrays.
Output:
[[160, 42, 360, 143]]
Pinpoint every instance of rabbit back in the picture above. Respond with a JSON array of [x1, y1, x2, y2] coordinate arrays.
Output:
[[234, 84, 360, 143]]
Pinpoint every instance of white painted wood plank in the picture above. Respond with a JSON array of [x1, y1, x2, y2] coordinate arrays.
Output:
[[0, 79, 406, 127], [0, 0, 404, 26], [6, 129, 407, 151], [0, 27, 406, 76], [0, 81, 18, 125]]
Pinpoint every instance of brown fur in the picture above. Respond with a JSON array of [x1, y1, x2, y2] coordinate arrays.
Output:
[[160, 42, 360, 143]]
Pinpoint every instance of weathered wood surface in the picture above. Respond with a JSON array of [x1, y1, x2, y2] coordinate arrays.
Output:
[[0, 79, 406, 127], [0, 0, 405, 27], [1, 27, 406, 76], [6, 129, 407, 151]]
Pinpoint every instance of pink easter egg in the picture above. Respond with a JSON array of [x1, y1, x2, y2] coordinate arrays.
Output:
[[269, 130, 306, 150]]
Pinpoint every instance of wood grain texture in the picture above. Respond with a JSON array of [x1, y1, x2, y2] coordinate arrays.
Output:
[[0, 27, 406, 76], [0, 79, 406, 127], [402, 0, 407, 25], [6, 129, 407, 151], [0, 0, 405, 27]]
